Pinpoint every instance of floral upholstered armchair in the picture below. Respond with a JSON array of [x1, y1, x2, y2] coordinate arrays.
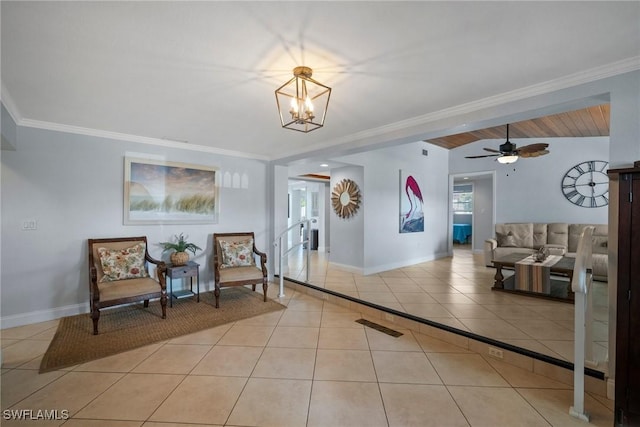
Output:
[[213, 232, 268, 308], [88, 236, 167, 334]]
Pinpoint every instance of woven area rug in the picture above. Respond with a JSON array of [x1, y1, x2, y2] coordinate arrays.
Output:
[[39, 287, 285, 373]]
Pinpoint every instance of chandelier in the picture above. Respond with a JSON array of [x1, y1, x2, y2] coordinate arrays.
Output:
[[275, 66, 331, 133]]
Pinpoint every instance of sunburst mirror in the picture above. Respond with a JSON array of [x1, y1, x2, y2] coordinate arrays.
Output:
[[331, 179, 361, 218]]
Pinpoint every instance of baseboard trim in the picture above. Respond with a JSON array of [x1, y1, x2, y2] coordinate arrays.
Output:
[[362, 252, 450, 275], [607, 378, 615, 400], [327, 262, 363, 275], [1, 303, 87, 329]]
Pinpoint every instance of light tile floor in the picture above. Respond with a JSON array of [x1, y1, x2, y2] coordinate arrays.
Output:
[[1, 246, 613, 426], [285, 245, 609, 370]]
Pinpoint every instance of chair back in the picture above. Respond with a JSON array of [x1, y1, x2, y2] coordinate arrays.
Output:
[[213, 232, 256, 264], [88, 236, 149, 283]]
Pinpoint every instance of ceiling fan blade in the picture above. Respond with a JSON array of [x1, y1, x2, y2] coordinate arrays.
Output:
[[519, 149, 550, 158], [465, 154, 501, 159], [517, 143, 549, 153], [483, 147, 501, 153]]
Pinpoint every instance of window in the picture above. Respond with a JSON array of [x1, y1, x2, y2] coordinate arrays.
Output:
[[453, 184, 473, 214]]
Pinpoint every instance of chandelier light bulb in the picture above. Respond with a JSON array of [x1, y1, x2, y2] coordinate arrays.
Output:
[[289, 98, 298, 115]]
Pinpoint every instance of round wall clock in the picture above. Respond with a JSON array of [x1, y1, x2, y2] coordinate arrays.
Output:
[[331, 179, 361, 218], [561, 160, 609, 208]]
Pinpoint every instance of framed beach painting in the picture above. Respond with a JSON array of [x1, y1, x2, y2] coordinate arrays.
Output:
[[124, 157, 219, 225], [399, 170, 424, 233]]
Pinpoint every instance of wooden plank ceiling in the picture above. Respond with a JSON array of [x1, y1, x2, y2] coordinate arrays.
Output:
[[426, 104, 610, 150]]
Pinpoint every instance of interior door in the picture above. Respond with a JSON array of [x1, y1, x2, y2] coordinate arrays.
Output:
[[625, 175, 640, 423], [615, 170, 640, 426]]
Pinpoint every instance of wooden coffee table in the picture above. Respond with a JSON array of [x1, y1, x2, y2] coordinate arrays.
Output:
[[492, 252, 576, 302]]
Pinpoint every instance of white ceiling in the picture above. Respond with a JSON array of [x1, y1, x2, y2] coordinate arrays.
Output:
[[2, 1, 639, 162]]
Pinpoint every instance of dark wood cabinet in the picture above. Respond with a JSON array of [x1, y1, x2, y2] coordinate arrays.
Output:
[[610, 165, 640, 426]]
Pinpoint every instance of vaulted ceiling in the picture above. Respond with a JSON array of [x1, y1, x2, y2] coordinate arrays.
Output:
[[426, 104, 610, 150], [1, 2, 638, 161]]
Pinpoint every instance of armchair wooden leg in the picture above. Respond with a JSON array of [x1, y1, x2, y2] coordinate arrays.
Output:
[[160, 293, 167, 319], [214, 285, 220, 308], [144, 299, 149, 308], [263, 282, 268, 302], [251, 284, 256, 292], [91, 308, 100, 335]]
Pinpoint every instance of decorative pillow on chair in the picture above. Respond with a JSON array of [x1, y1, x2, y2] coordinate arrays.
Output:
[[98, 242, 149, 282], [219, 239, 255, 268], [496, 232, 518, 247]]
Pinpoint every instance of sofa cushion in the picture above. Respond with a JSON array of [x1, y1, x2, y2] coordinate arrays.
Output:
[[564, 252, 608, 280], [496, 232, 518, 247], [591, 254, 608, 279], [547, 223, 569, 247], [591, 224, 609, 255], [532, 223, 548, 249], [568, 224, 608, 254], [97, 242, 149, 282], [495, 223, 533, 248]]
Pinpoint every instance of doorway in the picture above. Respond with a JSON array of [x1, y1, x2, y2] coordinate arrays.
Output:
[[453, 183, 474, 248], [287, 179, 325, 252], [450, 171, 495, 253]]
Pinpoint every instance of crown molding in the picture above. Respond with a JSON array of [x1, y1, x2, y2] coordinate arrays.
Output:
[[0, 83, 268, 160], [279, 56, 640, 160], [4, 57, 639, 162], [17, 118, 269, 161]]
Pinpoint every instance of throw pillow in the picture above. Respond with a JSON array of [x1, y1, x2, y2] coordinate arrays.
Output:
[[98, 242, 149, 282], [219, 239, 256, 268], [496, 231, 518, 248]]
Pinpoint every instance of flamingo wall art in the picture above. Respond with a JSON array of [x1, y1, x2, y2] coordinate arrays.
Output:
[[399, 170, 424, 233]]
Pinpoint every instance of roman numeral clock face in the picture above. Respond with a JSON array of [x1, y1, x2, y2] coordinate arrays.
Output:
[[561, 160, 609, 208]]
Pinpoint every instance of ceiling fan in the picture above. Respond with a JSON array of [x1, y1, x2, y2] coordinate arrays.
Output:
[[464, 124, 549, 164]]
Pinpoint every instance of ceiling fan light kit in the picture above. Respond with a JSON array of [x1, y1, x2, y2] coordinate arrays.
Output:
[[497, 155, 518, 164], [275, 66, 331, 133], [465, 124, 549, 163]]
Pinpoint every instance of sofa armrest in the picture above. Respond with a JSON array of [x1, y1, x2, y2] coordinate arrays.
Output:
[[484, 239, 497, 267]]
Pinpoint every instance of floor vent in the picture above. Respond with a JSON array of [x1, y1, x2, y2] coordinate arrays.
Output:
[[355, 319, 403, 337]]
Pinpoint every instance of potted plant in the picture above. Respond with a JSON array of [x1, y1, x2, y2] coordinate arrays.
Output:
[[160, 233, 202, 266]]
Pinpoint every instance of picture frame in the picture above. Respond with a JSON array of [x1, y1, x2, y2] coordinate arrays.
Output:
[[399, 170, 424, 233], [124, 157, 219, 225]]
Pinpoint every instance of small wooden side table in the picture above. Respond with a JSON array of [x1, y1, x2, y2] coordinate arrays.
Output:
[[166, 261, 200, 307]]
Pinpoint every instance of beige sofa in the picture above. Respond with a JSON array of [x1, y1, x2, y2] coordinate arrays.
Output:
[[484, 223, 608, 281]]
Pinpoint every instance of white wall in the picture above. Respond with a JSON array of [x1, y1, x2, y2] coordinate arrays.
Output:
[[449, 137, 610, 224], [1, 104, 17, 150], [271, 165, 289, 275], [472, 176, 494, 251], [323, 183, 330, 251], [1, 125, 269, 327], [329, 166, 365, 271], [334, 142, 450, 274]]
